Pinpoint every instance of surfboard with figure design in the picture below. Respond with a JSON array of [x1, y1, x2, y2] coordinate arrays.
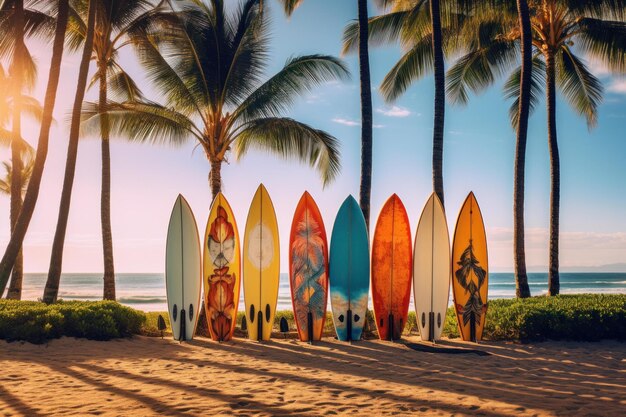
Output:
[[451, 192, 489, 342], [371, 194, 412, 341], [243, 184, 280, 341], [203, 192, 241, 342], [289, 191, 329, 342], [329, 195, 369, 342]]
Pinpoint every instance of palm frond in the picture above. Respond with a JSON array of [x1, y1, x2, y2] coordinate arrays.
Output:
[[503, 55, 546, 128], [235, 117, 340, 186], [577, 18, 626, 73], [79, 100, 201, 145], [234, 54, 349, 123], [106, 61, 144, 101], [276, 0, 303, 16], [380, 35, 432, 102], [557, 47, 603, 129], [446, 39, 518, 106], [342, 11, 411, 55]]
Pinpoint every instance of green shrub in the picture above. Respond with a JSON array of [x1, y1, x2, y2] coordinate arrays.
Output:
[[0, 300, 145, 344], [144, 294, 626, 342]]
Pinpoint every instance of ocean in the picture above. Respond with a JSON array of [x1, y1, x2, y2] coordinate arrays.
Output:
[[10, 272, 626, 312]]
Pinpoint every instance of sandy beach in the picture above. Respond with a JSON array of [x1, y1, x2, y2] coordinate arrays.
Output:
[[0, 336, 624, 417]]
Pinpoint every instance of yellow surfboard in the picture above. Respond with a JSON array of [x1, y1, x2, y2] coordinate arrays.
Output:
[[203, 193, 241, 342], [451, 192, 489, 342], [243, 184, 280, 341]]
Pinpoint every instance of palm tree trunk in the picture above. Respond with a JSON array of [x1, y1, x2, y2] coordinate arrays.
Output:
[[357, 0, 373, 231], [6, 0, 25, 300], [430, 0, 445, 207], [99, 63, 116, 301], [43, 0, 96, 304], [545, 52, 560, 296], [0, 0, 70, 295], [514, 0, 531, 298], [210, 159, 222, 199]]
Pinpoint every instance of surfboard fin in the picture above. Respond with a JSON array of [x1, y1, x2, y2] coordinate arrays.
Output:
[[180, 308, 187, 342], [307, 312, 314, 344]]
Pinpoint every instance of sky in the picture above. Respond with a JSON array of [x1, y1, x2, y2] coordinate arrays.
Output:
[[1, 0, 625, 274]]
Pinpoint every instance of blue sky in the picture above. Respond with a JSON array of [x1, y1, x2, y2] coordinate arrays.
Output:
[[1, 0, 625, 273]]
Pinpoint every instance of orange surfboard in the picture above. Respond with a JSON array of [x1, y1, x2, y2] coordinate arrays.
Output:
[[371, 194, 412, 340], [289, 192, 329, 342], [451, 192, 489, 342]]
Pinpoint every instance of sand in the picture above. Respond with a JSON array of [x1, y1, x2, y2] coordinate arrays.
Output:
[[0, 336, 624, 416]]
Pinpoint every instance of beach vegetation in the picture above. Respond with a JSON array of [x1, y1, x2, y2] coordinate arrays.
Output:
[[143, 294, 626, 342], [0, 300, 145, 343]]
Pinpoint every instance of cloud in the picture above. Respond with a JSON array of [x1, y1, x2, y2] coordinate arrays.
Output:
[[376, 105, 411, 117], [607, 79, 626, 94], [373, 124, 385, 129], [332, 117, 360, 127]]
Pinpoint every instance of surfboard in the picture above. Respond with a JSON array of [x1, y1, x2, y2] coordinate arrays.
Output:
[[413, 192, 451, 342], [243, 184, 280, 341], [451, 192, 489, 342], [203, 192, 241, 342], [371, 194, 412, 341], [165, 194, 202, 341], [329, 195, 369, 342], [289, 192, 329, 342]]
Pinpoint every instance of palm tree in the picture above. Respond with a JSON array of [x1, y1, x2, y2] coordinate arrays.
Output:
[[0, 64, 43, 299], [343, 0, 464, 208], [81, 0, 347, 200], [0, 0, 52, 298], [0, 0, 64, 296], [513, 0, 532, 298], [43, 0, 96, 304], [277, 0, 373, 230], [65, 0, 155, 301], [446, 0, 626, 295]]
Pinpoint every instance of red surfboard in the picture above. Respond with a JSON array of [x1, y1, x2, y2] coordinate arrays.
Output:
[[289, 192, 329, 342], [371, 194, 412, 341]]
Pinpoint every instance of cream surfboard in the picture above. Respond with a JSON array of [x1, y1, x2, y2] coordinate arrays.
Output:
[[413, 193, 451, 342], [243, 184, 280, 341], [166, 194, 202, 341]]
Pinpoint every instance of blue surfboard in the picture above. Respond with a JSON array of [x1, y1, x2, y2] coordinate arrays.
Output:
[[329, 195, 370, 341]]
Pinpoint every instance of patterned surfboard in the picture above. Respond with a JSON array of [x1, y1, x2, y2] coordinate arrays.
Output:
[[451, 192, 489, 342], [329, 195, 370, 342], [203, 192, 241, 342], [289, 192, 329, 342]]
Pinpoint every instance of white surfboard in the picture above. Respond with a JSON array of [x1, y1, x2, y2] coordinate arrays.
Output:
[[413, 193, 451, 342], [166, 194, 202, 341]]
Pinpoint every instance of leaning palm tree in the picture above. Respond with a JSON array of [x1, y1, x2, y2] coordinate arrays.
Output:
[[278, 0, 374, 230], [0, 0, 71, 296], [0, 64, 43, 299], [81, 0, 347, 200], [64, 0, 155, 301], [0, 0, 53, 298], [343, 0, 464, 208], [43, 0, 97, 304], [446, 0, 626, 295]]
